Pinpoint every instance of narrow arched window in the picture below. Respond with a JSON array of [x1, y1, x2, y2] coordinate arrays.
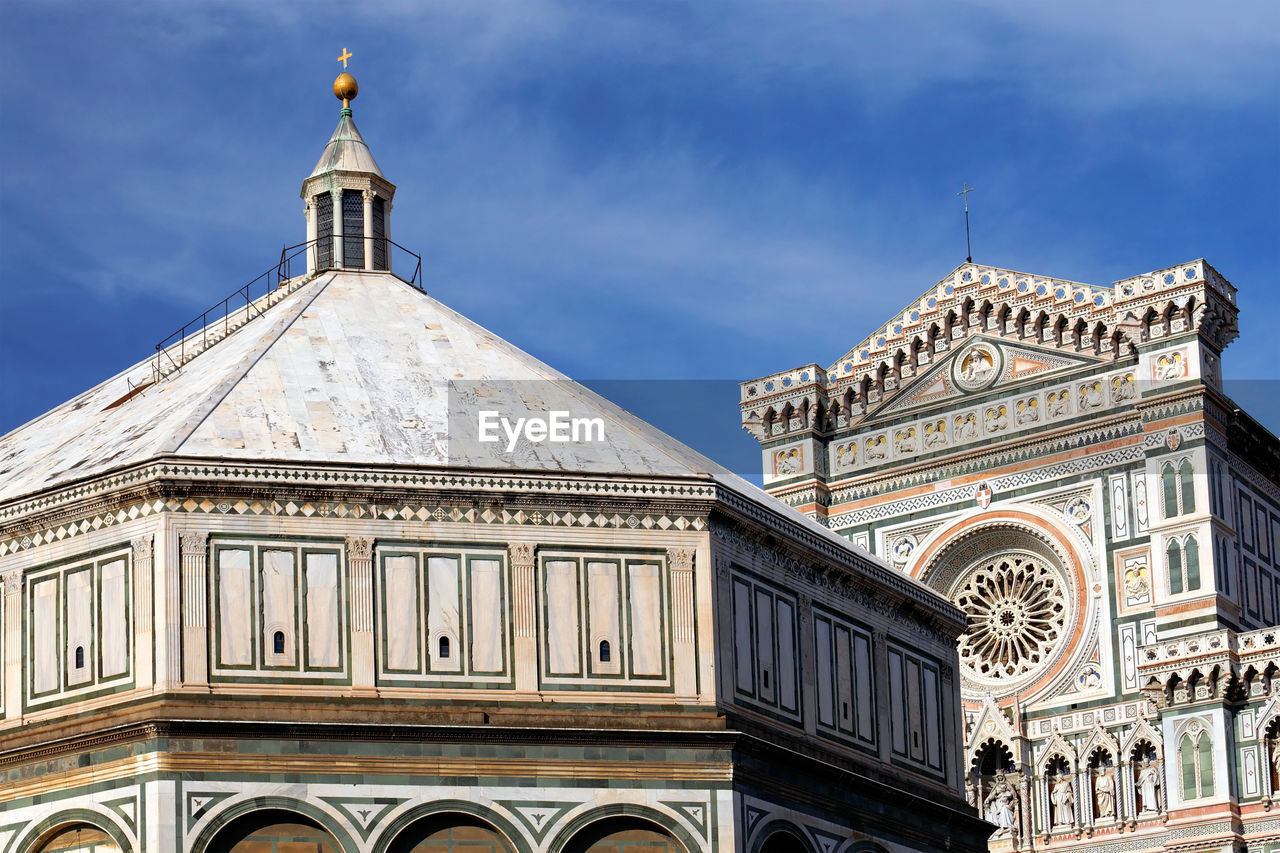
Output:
[[314, 193, 333, 269], [273, 631, 285, 655], [1185, 536, 1201, 591], [438, 636, 451, 659], [1197, 732, 1214, 796], [599, 640, 611, 663], [1163, 463, 1178, 519], [1168, 540, 1184, 594], [74, 646, 85, 669], [1180, 460, 1196, 514], [1180, 735, 1197, 798]]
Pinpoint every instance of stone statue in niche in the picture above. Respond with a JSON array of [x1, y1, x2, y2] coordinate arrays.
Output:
[[1093, 766, 1116, 819], [1136, 759, 1160, 813], [1051, 773, 1075, 826], [1270, 738, 1280, 790], [984, 774, 1017, 832]]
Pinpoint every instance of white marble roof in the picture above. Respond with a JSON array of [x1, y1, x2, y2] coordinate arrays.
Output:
[[308, 110, 384, 179], [1, 270, 953, 608], [0, 272, 734, 493]]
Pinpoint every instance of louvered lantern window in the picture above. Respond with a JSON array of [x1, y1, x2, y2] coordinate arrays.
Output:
[[372, 196, 387, 270], [343, 189, 364, 268], [315, 193, 333, 269]]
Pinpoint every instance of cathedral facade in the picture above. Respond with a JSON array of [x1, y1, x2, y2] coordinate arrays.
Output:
[[0, 77, 989, 852], [741, 260, 1280, 850]]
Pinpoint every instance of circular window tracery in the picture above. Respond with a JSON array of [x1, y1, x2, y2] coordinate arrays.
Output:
[[954, 554, 1067, 683]]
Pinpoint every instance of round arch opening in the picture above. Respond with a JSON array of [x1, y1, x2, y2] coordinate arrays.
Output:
[[759, 829, 810, 853], [386, 813, 517, 853], [562, 817, 686, 853], [32, 824, 120, 853], [205, 809, 342, 853]]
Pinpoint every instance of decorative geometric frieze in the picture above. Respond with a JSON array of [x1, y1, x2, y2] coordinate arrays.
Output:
[[318, 797, 405, 841], [495, 800, 580, 843], [659, 800, 709, 839], [185, 790, 236, 832]]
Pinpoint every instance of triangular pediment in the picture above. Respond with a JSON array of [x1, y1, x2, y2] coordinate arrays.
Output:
[[868, 335, 1106, 420]]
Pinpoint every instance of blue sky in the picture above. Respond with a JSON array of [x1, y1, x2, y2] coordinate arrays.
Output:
[[2, 1, 1277, 473]]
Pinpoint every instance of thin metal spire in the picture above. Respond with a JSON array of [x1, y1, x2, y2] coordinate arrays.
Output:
[[957, 182, 975, 263]]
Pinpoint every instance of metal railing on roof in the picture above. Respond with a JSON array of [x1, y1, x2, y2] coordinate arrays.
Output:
[[151, 237, 423, 381]]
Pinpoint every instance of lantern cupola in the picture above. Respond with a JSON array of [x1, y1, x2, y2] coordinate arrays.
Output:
[[301, 61, 396, 273]]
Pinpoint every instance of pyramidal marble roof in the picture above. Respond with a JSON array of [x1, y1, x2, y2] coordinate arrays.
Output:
[[308, 109, 385, 180], [0, 271, 837, 537]]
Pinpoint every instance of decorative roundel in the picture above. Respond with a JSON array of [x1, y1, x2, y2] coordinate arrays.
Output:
[[891, 534, 918, 563], [954, 554, 1068, 686], [952, 343, 1002, 393], [1064, 496, 1091, 524]]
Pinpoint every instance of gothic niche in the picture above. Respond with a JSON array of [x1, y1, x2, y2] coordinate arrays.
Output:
[[1266, 718, 1280, 796], [1087, 749, 1117, 823], [970, 740, 1019, 837], [1046, 756, 1075, 829], [1131, 741, 1162, 816]]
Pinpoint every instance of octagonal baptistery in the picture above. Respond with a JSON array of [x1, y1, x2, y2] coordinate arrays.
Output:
[[0, 78, 987, 853]]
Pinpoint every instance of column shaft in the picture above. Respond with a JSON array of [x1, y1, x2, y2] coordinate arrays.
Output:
[[180, 531, 209, 687], [510, 543, 538, 693], [347, 536, 376, 690]]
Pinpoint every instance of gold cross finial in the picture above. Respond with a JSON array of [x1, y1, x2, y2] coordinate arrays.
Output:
[[338, 48, 353, 69], [957, 182, 975, 212]]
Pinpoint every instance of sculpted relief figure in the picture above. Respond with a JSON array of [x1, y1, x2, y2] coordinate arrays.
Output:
[[774, 448, 801, 476], [895, 428, 918, 454], [1136, 760, 1160, 813], [1051, 774, 1075, 827], [984, 775, 1017, 833], [1016, 397, 1039, 425], [866, 435, 887, 461], [1080, 381, 1105, 411], [924, 419, 946, 448], [955, 412, 978, 441], [1094, 767, 1116, 819], [986, 405, 1008, 434], [1112, 373, 1136, 402], [1156, 351, 1185, 380], [1047, 389, 1071, 418]]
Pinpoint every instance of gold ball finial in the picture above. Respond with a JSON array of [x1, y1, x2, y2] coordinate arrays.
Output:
[[334, 73, 358, 104]]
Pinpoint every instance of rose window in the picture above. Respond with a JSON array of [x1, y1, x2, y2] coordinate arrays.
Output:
[[954, 555, 1067, 682]]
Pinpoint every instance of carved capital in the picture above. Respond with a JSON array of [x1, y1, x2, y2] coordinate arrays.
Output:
[[132, 535, 153, 562], [1, 567, 21, 595], [872, 629, 888, 644], [667, 547, 695, 573], [362, 188, 374, 202], [179, 531, 208, 557], [346, 535, 374, 562], [509, 542, 536, 568]]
